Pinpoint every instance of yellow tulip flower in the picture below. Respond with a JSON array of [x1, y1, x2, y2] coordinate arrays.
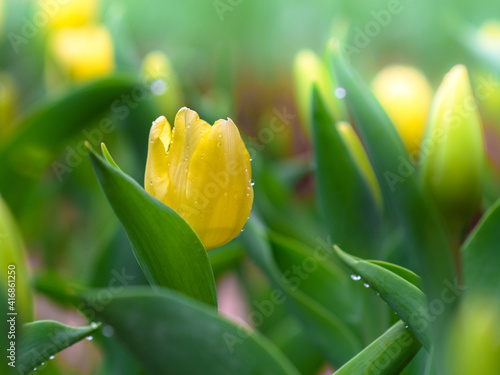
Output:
[[145, 108, 254, 250], [46, 25, 114, 84], [372, 65, 433, 155], [421, 65, 484, 231]]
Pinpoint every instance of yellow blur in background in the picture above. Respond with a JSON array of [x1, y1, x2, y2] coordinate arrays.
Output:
[[372, 65, 433, 155], [46, 25, 114, 84]]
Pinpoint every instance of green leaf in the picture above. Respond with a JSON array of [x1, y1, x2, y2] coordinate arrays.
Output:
[[0, 195, 33, 322], [334, 247, 430, 350], [80, 287, 300, 375], [330, 44, 457, 324], [88, 146, 217, 307], [369, 260, 423, 290], [463, 198, 500, 297], [241, 215, 362, 367], [311, 88, 381, 258], [269, 231, 361, 326], [0, 75, 138, 211], [335, 321, 421, 375], [17, 320, 101, 375]]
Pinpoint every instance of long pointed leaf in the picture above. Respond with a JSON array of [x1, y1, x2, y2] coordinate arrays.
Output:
[[88, 147, 217, 307], [0, 75, 138, 211], [80, 287, 300, 375], [335, 321, 421, 375], [463, 198, 500, 297], [311, 88, 381, 258], [17, 320, 101, 375], [334, 247, 430, 350]]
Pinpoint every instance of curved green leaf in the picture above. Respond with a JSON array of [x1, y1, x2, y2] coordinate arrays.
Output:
[[17, 320, 101, 375], [334, 247, 430, 350], [241, 216, 362, 367], [369, 261, 423, 290], [0, 75, 138, 211], [335, 321, 421, 375], [463, 198, 500, 297], [80, 287, 300, 375], [311, 88, 382, 258], [88, 146, 217, 307]]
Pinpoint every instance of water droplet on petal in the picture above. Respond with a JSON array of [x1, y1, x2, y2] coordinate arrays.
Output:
[[250, 179, 255, 186], [350, 274, 361, 281], [49, 356, 55, 360]]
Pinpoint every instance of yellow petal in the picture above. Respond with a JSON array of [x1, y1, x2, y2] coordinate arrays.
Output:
[[163, 108, 212, 212], [183, 118, 253, 249], [145, 116, 171, 199]]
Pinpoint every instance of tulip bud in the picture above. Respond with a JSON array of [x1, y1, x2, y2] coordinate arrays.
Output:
[[141, 51, 184, 120], [336, 121, 382, 209], [0, 195, 33, 322], [294, 49, 344, 133], [145, 108, 253, 250], [0, 73, 18, 136], [41, 0, 98, 31], [46, 26, 114, 85], [446, 297, 500, 375], [371, 65, 433, 155], [420, 65, 485, 230]]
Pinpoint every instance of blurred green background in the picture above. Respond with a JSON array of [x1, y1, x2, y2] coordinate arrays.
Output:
[[1, 0, 500, 374]]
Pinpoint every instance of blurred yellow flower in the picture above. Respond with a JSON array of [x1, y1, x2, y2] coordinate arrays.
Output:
[[447, 297, 500, 375], [478, 19, 500, 51], [47, 25, 114, 83], [145, 108, 254, 250], [141, 51, 184, 120], [294, 49, 344, 133], [42, 0, 98, 30], [421, 65, 484, 230], [371, 65, 433, 155]]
